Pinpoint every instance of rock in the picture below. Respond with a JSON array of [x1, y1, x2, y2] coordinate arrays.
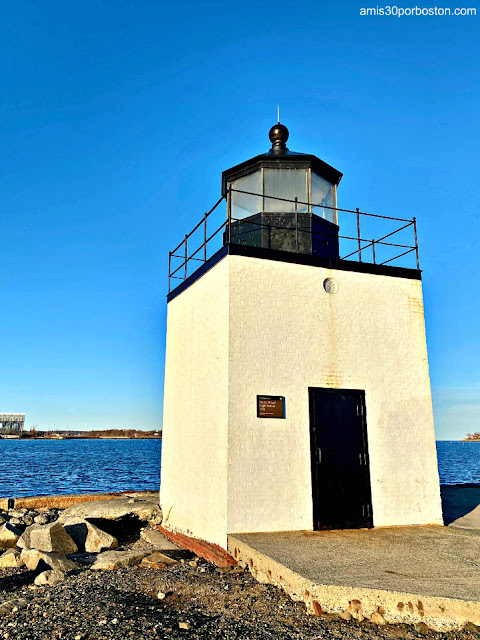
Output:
[[0, 549, 25, 569], [8, 509, 26, 518], [370, 611, 386, 625], [62, 517, 118, 553], [0, 522, 22, 549], [18, 521, 77, 554], [140, 528, 179, 550], [414, 622, 430, 633], [91, 549, 150, 570], [338, 611, 352, 621], [179, 621, 191, 630], [60, 497, 162, 523], [34, 569, 66, 586], [188, 560, 198, 568], [0, 598, 28, 615], [140, 552, 177, 568], [9, 517, 22, 526], [22, 515, 34, 526], [21, 549, 77, 572], [0, 602, 14, 616], [11, 598, 28, 612], [34, 514, 49, 525]]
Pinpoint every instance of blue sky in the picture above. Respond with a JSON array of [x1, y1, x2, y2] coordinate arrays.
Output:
[[1, 1, 478, 438]]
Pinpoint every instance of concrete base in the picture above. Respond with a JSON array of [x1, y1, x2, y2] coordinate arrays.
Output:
[[228, 527, 480, 631]]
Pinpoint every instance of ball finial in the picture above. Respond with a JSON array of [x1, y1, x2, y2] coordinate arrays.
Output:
[[269, 123, 289, 151]]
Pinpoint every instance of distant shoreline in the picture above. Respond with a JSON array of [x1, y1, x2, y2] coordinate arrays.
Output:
[[0, 435, 162, 440]]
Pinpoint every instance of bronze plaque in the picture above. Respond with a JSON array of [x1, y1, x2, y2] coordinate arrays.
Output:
[[257, 395, 285, 419]]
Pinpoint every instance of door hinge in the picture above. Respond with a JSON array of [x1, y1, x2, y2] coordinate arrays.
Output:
[[362, 504, 372, 518], [359, 452, 368, 466]]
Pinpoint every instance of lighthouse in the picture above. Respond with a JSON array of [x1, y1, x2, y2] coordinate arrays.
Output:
[[160, 123, 443, 549]]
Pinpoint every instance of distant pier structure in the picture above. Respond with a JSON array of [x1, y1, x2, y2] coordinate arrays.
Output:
[[0, 414, 25, 435]]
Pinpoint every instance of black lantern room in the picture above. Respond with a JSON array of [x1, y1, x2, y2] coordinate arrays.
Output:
[[222, 123, 343, 258]]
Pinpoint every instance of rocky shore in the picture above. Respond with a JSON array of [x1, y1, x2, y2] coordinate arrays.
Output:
[[0, 494, 479, 640]]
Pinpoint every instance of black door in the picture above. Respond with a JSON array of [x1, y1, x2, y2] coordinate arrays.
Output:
[[309, 387, 373, 529]]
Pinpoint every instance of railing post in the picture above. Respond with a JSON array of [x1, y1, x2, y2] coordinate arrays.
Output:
[[295, 197, 299, 253], [371, 239, 376, 264], [413, 217, 420, 269], [227, 184, 232, 244], [204, 213, 207, 263], [168, 251, 172, 293], [356, 208, 362, 262], [184, 234, 188, 280]]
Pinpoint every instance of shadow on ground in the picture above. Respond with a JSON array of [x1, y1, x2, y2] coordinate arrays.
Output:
[[441, 484, 480, 525]]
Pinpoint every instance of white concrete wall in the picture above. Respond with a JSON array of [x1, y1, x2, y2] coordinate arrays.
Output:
[[160, 258, 230, 547], [161, 253, 443, 547], [227, 255, 443, 533]]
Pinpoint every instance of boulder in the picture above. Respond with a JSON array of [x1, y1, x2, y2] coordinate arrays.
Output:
[[20, 549, 77, 572], [18, 521, 77, 554], [140, 552, 177, 569], [91, 549, 149, 570], [0, 522, 21, 549], [0, 549, 24, 569], [60, 497, 161, 523], [140, 528, 178, 550], [62, 517, 118, 553], [34, 569, 66, 586]]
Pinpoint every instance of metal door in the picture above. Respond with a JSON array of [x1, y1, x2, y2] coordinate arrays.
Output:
[[309, 387, 373, 529]]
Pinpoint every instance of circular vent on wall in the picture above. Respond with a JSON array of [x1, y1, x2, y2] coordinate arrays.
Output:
[[323, 278, 339, 294]]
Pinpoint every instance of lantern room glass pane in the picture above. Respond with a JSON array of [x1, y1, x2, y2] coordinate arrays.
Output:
[[263, 168, 308, 213], [229, 172, 262, 220], [311, 173, 335, 222]]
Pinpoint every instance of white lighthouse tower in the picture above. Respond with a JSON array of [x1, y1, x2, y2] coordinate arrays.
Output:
[[160, 123, 443, 550]]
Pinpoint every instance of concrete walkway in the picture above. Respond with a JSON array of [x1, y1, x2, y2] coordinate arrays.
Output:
[[228, 526, 480, 631]]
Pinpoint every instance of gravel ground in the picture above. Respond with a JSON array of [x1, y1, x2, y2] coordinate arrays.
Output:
[[0, 554, 479, 640]]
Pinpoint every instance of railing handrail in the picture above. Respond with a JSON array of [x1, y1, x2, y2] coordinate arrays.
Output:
[[168, 189, 420, 293], [169, 196, 225, 255]]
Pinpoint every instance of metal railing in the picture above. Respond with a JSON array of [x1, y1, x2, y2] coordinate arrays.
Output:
[[168, 187, 420, 292]]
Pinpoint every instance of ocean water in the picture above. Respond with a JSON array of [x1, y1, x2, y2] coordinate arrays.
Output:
[[0, 438, 161, 498], [0, 438, 477, 498], [436, 440, 480, 485]]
